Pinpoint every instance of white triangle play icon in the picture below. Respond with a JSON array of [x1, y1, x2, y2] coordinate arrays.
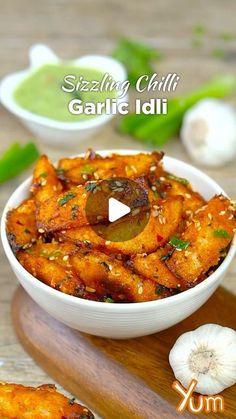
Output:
[[108, 197, 131, 223]]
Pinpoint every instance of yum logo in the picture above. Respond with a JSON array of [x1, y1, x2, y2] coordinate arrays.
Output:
[[172, 379, 224, 414]]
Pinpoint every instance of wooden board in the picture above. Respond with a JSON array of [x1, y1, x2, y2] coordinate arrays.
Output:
[[12, 286, 236, 419]]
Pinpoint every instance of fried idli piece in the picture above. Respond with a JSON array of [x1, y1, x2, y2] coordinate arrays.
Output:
[[58, 151, 164, 184], [166, 195, 236, 284], [165, 175, 205, 213], [6, 199, 37, 253], [106, 196, 183, 255], [31, 155, 63, 202], [70, 250, 169, 302], [133, 249, 183, 289], [148, 172, 205, 213], [36, 179, 149, 234], [17, 242, 89, 298], [0, 383, 94, 419], [36, 186, 90, 233], [57, 196, 183, 256]]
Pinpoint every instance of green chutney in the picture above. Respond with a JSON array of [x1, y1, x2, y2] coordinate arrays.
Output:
[[14, 64, 116, 122]]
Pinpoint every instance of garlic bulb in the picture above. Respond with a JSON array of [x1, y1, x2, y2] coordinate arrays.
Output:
[[169, 324, 236, 395], [181, 99, 236, 167]]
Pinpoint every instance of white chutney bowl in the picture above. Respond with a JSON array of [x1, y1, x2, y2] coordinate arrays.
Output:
[[0, 44, 128, 147]]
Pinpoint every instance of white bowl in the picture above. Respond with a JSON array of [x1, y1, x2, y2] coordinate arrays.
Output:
[[0, 44, 128, 147], [1, 150, 236, 339]]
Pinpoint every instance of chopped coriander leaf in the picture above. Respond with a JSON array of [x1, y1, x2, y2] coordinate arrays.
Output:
[[58, 192, 76, 206], [69, 397, 76, 405], [160, 250, 174, 261], [155, 284, 167, 295], [71, 204, 79, 219], [85, 182, 97, 192], [56, 168, 65, 176], [167, 173, 189, 185], [213, 229, 230, 238], [39, 250, 48, 257], [169, 236, 190, 250], [39, 172, 48, 177], [104, 297, 114, 303], [81, 164, 95, 174]]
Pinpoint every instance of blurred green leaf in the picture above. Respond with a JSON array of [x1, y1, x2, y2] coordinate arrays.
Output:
[[112, 38, 162, 86]]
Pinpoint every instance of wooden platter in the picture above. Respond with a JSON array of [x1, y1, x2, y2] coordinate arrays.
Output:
[[12, 286, 236, 418]]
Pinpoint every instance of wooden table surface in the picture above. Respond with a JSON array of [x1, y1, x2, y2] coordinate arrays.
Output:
[[0, 0, 236, 416]]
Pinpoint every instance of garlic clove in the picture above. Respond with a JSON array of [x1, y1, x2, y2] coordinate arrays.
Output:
[[169, 323, 236, 395], [181, 99, 236, 167]]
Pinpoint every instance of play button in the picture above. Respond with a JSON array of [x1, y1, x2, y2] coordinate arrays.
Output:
[[85, 177, 150, 242], [108, 197, 131, 222]]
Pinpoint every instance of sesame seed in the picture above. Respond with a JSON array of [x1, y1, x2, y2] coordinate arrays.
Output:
[[219, 211, 226, 215], [49, 256, 55, 261], [97, 215, 103, 220], [151, 186, 157, 191], [131, 165, 138, 173], [85, 286, 96, 293], [63, 255, 69, 261], [94, 172, 100, 180], [40, 179, 47, 186], [38, 228, 45, 234], [53, 185, 57, 191], [150, 165, 157, 172], [228, 214, 234, 220], [105, 240, 111, 245], [132, 208, 140, 216], [160, 177, 165, 181], [138, 286, 143, 294], [185, 193, 191, 199], [208, 213, 213, 220]]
